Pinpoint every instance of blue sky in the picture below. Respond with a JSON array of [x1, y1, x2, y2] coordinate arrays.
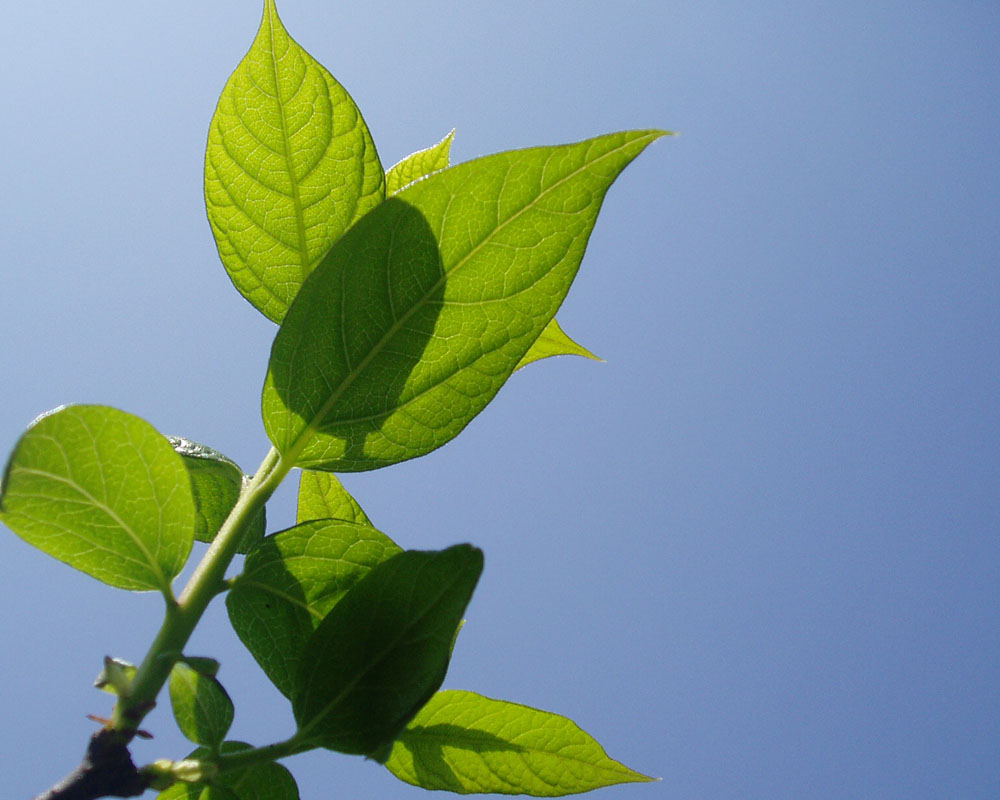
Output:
[[1, 2, 997, 799]]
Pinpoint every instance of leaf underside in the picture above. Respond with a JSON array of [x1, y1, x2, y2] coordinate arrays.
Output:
[[296, 469, 371, 526], [263, 130, 666, 472], [386, 130, 455, 196], [169, 661, 235, 749]]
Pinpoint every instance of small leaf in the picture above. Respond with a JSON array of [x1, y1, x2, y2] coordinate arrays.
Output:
[[227, 520, 400, 698], [292, 545, 483, 758], [205, 0, 385, 322], [386, 130, 455, 195], [296, 470, 371, 526], [169, 662, 235, 749], [385, 690, 655, 796], [262, 130, 667, 472], [156, 742, 299, 800], [94, 657, 137, 697], [515, 318, 601, 371], [169, 438, 265, 554], [0, 405, 194, 592]]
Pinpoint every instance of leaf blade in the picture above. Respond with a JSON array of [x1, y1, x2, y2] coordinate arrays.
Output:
[[168, 662, 235, 749], [385, 690, 655, 796], [205, 0, 384, 322], [292, 545, 483, 757], [386, 129, 455, 195], [263, 130, 666, 471], [0, 405, 194, 592], [296, 470, 371, 526], [515, 317, 601, 371]]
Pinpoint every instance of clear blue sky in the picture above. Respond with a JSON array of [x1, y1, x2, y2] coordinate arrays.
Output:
[[1, 2, 997, 798]]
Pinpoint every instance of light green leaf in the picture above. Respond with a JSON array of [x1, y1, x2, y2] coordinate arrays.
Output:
[[385, 690, 655, 796], [94, 657, 137, 697], [263, 130, 666, 472], [293, 545, 483, 758], [169, 438, 265, 554], [227, 519, 400, 698], [169, 662, 235, 749], [386, 129, 455, 195], [516, 317, 601, 371], [296, 470, 371, 526], [205, 0, 384, 322], [0, 405, 194, 592], [156, 742, 299, 800]]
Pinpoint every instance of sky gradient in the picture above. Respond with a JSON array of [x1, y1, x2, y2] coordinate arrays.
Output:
[[1, 2, 997, 799]]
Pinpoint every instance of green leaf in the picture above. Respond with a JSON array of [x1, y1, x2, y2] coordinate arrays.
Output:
[[262, 130, 666, 472], [205, 0, 384, 323], [385, 690, 655, 796], [296, 469, 371, 526], [0, 405, 194, 592], [386, 130, 455, 195], [156, 742, 299, 800], [94, 657, 137, 697], [227, 519, 400, 698], [293, 545, 483, 757], [516, 317, 601, 371], [169, 438, 265, 554], [169, 661, 235, 749]]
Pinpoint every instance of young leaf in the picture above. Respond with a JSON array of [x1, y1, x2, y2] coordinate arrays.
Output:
[[296, 470, 371, 526], [205, 0, 385, 323], [169, 438, 265, 554], [0, 405, 194, 592], [169, 662, 235, 750], [156, 742, 299, 800], [263, 130, 666, 472], [386, 129, 455, 195], [384, 690, 655, 796], [516, 317, 601, 371], [292, 545, 483, 757], [226, 519, 400, 698]]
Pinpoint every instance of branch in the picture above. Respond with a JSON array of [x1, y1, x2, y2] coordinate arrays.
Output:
[[32, 729, 147, 800]]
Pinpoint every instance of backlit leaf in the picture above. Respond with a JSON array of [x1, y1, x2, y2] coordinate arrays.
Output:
[[0, 405, 194, 592], [385, 690, 655, 796], [516, 317, 601, 370], [293, 545, 483, 757], [263, 130, 666, 471], [169, 438, 264, 554], [169, 661, 235, 749], [386, 130, 454, 195], [227, 519, 400, 698], [296, 470, 371, 526], [205, 0, 384, 322]]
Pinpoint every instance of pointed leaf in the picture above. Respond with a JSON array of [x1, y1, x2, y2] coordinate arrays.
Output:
[[515, 318, 601, 371], [263, 130, 666, 472], [293, 545, 483, 757], [227, 519, 400, 698], [156, 742, 299, 800], [205, 0, 384, 322], [169, 438, 264, 554], [385, 690, 655, 796], [0, 405, 194, 592], [386, 130, 454, 195], [169, 661, 235, 749], [95, 657, 137, 697], [296, 470, 371, 526]]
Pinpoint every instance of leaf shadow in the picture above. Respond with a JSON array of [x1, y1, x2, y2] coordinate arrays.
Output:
[[271, 197, 446, 471], [396, 723, 528, 792]]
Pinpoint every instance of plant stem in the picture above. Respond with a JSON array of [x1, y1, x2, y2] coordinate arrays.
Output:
[[112, 446, 290, 734]]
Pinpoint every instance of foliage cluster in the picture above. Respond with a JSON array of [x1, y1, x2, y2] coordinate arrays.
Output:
[[1, 2, 666, 798]]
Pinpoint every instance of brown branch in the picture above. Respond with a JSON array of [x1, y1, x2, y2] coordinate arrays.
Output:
[[32, 729, 148, 800]]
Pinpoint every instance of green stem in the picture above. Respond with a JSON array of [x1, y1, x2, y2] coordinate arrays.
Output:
[[112, 446, 291, 733]]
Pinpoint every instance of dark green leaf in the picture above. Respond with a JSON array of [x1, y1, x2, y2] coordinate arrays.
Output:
[[156, 742, 299, 800], [0, 405, 194, 592], [385, 690, 655, 796], [227, 520, 400, 697], [205, 0, 384, 322], [515, 317, 601, 370], [169, 438, 264, 554], [296, 470, 371, 526], [262, 130, 666, 471], [292, 544, 483, 758], [169, 662, 235, 749], [386, 130, 454, 195]]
